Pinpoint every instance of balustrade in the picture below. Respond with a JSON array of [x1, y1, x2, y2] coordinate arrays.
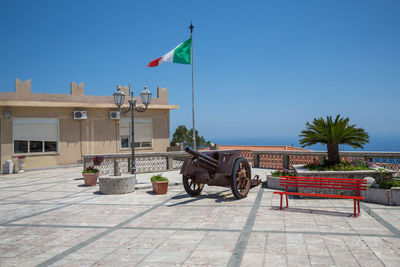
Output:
[[83, 150, 400, 177]]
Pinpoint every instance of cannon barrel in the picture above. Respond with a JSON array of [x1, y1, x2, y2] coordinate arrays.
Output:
[[185, 147, 218, 164], [184, 147, 218, 172]]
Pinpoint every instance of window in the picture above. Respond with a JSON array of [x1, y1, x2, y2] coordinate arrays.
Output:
[[120, 118, 152, 148], [13, 118, 59, 154], [14, 140, 28, 153], [120, 136, 130, 148]]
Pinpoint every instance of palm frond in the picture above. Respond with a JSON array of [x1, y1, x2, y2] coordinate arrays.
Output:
[[299, 114, 369, 148]]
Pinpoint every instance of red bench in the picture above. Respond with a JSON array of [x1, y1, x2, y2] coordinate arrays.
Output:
[[273, 176, 367, 217]]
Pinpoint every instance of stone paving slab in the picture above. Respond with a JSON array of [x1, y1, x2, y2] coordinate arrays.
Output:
[[0, 167, 400, 266]]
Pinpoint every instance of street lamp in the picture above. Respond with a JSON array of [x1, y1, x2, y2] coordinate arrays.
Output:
[[113, 86, 152, 178]]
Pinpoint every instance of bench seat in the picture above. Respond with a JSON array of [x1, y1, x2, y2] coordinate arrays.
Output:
[[273, 191, 365, 200], [273, 176, 367, 217]]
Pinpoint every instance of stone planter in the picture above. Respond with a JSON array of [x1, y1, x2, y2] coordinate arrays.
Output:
[[361, 187, 400, 206], [99, 174, 135, 194], [82, 173, 99, 186], [266, 175, 297, 192], [293, 165, 395, 197], [293, 165, 394, 180], [152, 181, 168, 194]]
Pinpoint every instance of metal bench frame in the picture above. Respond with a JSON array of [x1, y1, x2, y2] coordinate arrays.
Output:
[[273, 176, 367, 217]]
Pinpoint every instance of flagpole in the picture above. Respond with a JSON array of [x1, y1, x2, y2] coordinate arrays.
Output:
[[190, 22, 196, 150]]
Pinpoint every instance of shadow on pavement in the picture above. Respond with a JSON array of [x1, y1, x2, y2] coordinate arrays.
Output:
[[269, 207, 353, 217], [167, 190, 237, 206]]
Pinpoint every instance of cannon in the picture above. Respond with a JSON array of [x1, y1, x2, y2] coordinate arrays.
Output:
[[180, 147, 259, 199]]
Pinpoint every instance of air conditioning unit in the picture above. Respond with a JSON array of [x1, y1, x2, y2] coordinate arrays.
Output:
[[110, 111, 120, 120], [73, 111, 87, 120]]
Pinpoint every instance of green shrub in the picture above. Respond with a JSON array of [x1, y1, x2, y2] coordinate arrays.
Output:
[[271, 169, 295, 177], [305, 158, 374, 171], [150, 174, 168, 182], [82, 155, 104, 174], [375, 167, 394, 187], [378, 179, 400, 189], [82, 166, 100, 174]]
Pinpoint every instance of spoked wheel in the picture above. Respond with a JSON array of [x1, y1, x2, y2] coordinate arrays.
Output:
[[182, 175, 204, 196], [231, 157, 251, 199]]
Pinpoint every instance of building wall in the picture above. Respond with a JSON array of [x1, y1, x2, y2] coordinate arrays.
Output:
[[0, 107, 171, 170], [0, 79, 177, 171]]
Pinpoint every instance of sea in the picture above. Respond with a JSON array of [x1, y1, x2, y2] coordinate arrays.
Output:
[[213, 135, 400, 152]]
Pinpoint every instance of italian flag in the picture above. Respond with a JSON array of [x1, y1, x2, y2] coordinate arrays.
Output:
[[147, 38, 192, 67]]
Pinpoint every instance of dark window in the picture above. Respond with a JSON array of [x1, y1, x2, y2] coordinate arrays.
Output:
[[14, 140, 28, 153], [141, 142, 152, 148], [121, 137, 130, 148], [30, 141, 43, 153], [44, 141, 57, 152]]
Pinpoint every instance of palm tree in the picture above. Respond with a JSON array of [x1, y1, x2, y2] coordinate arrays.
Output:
[[299, 115, 369, 166]]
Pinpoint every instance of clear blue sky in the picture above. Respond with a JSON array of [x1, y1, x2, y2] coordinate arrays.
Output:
[[1, 0, 399, 150]]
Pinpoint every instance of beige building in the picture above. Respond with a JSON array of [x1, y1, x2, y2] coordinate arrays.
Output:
[[0, 79, 178, 171]]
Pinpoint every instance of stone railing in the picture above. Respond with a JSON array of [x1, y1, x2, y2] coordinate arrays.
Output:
[[83, 151, 189, 175], [83, 150, 400, 177], [247, 150, 400, 176]]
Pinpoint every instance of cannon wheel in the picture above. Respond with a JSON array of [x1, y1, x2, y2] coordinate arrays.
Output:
[[231, 157, 251, 199], [182, 175, 204, 196]]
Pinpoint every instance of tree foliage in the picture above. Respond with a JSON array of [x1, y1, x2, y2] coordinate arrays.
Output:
[[171, 125, 212, 149], [299, 115, 369, 166]]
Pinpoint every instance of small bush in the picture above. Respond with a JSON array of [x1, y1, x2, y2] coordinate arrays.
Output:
[[83, 155, 104, 174], [271, 169, 295, 177], [151, 174, 168, 182], [92, 156, 104, 166], [82, 166, 100, 174], [305, 158, 374, 171], [378, 179, 400, 189]]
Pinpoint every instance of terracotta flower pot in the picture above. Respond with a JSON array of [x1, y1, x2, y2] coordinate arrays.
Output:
[[82, 173, 99, 186], [152, 181, 169, 194]]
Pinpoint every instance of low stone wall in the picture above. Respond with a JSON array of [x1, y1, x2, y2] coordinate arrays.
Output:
[[361, 188, 400, 206], [293, 165, 393, 180], [266, 175, 297, 192], [293, 165, 394, 197]]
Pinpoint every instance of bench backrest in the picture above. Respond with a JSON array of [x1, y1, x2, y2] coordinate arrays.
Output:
[[279, 176, 367, 195]]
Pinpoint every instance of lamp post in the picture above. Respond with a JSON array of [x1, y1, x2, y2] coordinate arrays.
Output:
[[113, 86, 152, 178]]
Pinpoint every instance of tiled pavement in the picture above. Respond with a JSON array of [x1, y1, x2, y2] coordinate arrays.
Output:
[[0, 167, 400, 266]]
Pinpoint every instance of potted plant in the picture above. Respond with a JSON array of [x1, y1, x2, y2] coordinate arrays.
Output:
[[17, 155, 26, 173], [151, 174, 169, 194], [82, 156, 104, 186]]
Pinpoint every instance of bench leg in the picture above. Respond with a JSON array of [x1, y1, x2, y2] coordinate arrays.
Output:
[[280, 194, 283, 210], [286, 195, 289, 208], [353, 199, 357, 217], [358, 200, 360, 215]]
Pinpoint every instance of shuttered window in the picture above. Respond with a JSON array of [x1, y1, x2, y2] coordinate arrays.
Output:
[[120, 118, 152, 148], [13, 118, 59, 154]]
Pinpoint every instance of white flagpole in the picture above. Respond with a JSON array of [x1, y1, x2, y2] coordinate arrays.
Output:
[[190, 22, 196, 150]]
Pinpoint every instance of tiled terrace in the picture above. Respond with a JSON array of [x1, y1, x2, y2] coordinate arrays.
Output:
[[0, 167, 400, 266]]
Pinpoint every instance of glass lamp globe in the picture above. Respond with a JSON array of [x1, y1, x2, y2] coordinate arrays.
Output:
[[140, 86, 152, 107], [113, 88, 125, 108]]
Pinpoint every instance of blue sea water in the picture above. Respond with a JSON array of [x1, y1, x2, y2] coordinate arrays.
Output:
[[213, 135, 400, 152]]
